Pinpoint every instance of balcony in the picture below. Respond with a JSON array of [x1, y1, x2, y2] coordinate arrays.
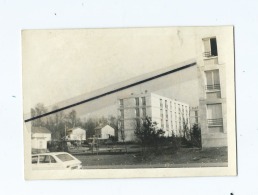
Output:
[[207, 118, 223, 126], [206, 84, 221, 90], [203, 51, 218, 65], [203, 51, 217, 58]]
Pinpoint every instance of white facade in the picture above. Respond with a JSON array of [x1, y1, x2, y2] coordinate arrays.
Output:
[[66, 127, 86, 141], [118, 93, 190, 141], [195, 29, 234, 147], [31, 127, 51, 150], [95, 125, 115, 139]]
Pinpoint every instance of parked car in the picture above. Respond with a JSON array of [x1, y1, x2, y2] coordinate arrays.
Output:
[[31, 152, 82, 170]]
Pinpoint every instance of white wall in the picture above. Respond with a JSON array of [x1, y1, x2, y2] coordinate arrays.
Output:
[[101, 125, 115, 139], [31, 133, 51, 149], [69, 128, 86, 140]]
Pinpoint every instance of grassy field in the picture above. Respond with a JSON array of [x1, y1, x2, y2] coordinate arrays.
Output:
[[74, 146, 228, 168]]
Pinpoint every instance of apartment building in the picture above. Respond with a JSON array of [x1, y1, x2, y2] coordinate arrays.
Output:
[[190, 106, 199, 128], [117, 92, 190, 142], [196, 34, 230, 147]]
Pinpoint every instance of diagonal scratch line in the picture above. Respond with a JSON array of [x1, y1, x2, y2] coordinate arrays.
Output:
[[24, 62, 196, 122]]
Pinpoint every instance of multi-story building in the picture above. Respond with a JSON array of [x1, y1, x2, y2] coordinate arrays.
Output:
[[190, 106, 199, 128], [196, 33, 231, 147], [117, 92, 190, 142]]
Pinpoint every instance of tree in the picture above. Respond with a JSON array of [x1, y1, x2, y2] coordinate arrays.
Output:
[[134, 117, 165, 153], [107, 115, 118, 140], [82, 118, 98, 138], [50, 106, 66, 140], [66, 110, 77, 128], [31, 103, 48, 127], [182, 117, 190, 140], [190, 123, 202, 148]]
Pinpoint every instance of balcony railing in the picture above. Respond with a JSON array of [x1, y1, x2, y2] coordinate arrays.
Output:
[[206, 84, 221, 90], [207, 118, 223, 126], [203, 51, 218, 58]]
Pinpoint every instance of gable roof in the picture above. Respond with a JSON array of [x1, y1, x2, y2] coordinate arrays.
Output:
[[94, 124, 113, 130], [67, 127, 86, 132], [31, 126, 51, 134]]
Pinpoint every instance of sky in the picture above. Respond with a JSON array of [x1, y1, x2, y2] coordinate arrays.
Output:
[[22, 26, 232, 120]]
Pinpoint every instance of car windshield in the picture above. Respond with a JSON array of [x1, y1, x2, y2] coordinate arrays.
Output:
[[56, 154, 74, 162]]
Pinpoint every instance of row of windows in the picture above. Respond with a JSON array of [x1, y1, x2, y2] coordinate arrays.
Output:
[[160, 109, 189, 119], [160, 99, 189, 113], [119, 117, 188, 130], [119, 108, 147, 118], [160, 120, 188, 130], [119, 97, 146, 107]]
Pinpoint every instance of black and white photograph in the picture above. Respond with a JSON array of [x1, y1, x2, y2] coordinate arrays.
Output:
[[22, 27, 236, 179]]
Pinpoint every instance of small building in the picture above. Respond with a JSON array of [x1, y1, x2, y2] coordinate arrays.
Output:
[[31, 126, 51, 153], [66, 127, 86, 141], [94, 125, 115, 139]]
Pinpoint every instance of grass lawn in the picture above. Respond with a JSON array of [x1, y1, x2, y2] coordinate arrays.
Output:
[[75, 146, 228, 168]]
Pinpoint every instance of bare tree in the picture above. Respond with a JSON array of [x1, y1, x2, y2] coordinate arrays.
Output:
[[31, 103, 48, 127], [67, 110, 77, 128]]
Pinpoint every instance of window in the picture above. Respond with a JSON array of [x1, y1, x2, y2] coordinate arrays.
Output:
[[165, 100, 168, 109], [142, 108, 146, 117], [160, 109, 163, 118], [142, 97, 146, 106], [39, 155, 51, 164], [136, 119, 141, 128], [207, 104, 223, 132], [206, 70, 220, 90], [166, 120, 169, 128], [210, 38, 218, 56], [120, 120, 124, 129], [207, 104, 223, 126], [203, 37, 218, 57], [119, 99, 124, 106], [135, 98, 139, 106], [136, 108, 140, 117], [50, 156, 56, 163], [120, 110, 124, 118], [161, 120, 164, 128], [32, 156, 38, 164], [160, 99, 163, 107], [165, 110, 168, 118], [56, 154, 74, 162]]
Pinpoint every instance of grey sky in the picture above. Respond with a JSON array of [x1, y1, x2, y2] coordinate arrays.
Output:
[[23, 27, 231, 120]]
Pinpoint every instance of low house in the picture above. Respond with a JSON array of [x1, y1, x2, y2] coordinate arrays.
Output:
[[31, 126, 51, 153], [94, 125, 115, 139], [66, 127, 86, 141]]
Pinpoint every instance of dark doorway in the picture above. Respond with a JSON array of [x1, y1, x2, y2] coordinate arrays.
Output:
[[210, 38, 218, 56]]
